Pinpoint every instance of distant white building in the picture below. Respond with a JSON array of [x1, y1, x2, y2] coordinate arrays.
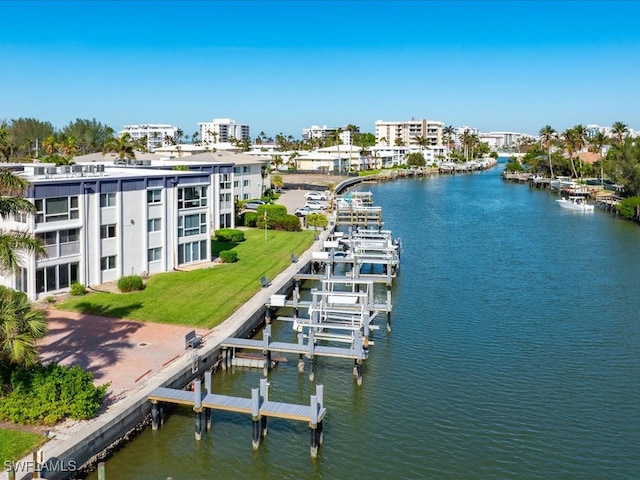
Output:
[[120, 124, 178, 151], [198, 118, 250, 145], [375, 119, 443, 147], [302, 125, 353, 145]]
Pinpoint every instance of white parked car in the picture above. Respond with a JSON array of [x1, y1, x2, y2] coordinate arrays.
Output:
[[304, 200, 327, 210], [304, 191, 328, 201], [295, 207, 312, 217]]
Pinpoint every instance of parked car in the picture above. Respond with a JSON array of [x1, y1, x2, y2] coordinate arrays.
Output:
[[244, 200, 266, 210], [304, 191, 328, 201], [304, 200, 327, 210], [295, 207, 312, 217]]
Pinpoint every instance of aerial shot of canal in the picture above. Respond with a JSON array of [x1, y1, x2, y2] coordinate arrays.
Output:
[[88, 163, 640, 480]]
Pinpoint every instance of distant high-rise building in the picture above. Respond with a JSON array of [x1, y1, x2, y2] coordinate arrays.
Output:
[[198, 118, 250, 144]]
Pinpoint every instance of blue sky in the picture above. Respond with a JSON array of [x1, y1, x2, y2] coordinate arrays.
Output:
[[1, 0, 639, 138]]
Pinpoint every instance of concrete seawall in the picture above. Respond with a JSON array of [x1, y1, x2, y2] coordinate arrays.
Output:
[[5, 177, 371, 480], [5, 235, 321, 480]]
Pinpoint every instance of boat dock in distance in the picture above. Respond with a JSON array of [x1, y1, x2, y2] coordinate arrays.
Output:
[[148, 371, 326, 457]]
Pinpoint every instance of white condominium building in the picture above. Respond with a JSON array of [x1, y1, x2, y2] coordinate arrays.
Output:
[[199, 118, 250, 145], [302, 125, 353, 145], [120, 124, 179, 151], [375, 119, 443, 147], [1, 164, 215, 301]]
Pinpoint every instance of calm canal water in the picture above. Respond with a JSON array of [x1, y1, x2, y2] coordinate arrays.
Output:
[[87, 165, 640, 480]]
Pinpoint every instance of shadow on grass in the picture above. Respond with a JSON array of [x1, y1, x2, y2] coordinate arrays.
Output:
[[65, 300, 144, 320], [212, 241, 239, 257]]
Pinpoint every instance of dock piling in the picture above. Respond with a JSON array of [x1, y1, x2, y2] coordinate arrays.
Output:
[[193, 380, 203, 440], [151, 401, 160, 430], [204, 371, 212, 432], [251, 388, 261, 450]]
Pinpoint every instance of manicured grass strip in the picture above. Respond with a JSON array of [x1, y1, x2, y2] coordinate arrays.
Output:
[[56, 229, 316, 329], [0, 428, 46, 465]]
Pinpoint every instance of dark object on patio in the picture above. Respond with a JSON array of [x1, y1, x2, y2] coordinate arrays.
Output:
[[261, 276, 271, 288], [185, 330, 203, 349], [291, 253, 298, 263]]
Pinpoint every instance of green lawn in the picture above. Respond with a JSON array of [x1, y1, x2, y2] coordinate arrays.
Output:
[[0, 428, 45, 465], [56, 229, 316, 328]]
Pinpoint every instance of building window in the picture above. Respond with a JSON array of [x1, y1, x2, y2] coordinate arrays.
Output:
[[100, 255, 116, 271], [34, 196, 79, 223], [147, 218, 161, 233], [13, 212, 28, 223], [177, 185, 208, 209], [178, 240, 207, 265], [233, 180, 239, 188], [178, 213, 206, 237], [147, 189, 162, 204], [16, 268, 27, 293], [37, 229, 80, 259], [243, 166, 250, 173], [100, 192, 116, 208], [243, 180, 250, 187], [100, 224, 117, 239], [220, 173, 231, 190], [148, 247, 162, 262], [35, 262, 79, 293]]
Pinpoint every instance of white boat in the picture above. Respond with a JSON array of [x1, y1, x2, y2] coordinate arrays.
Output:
[[556, 196, 595, 212]]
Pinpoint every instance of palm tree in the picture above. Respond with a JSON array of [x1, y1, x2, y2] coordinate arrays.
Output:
[[561, 128, 579, 178], [0, 286, 47, 367], [442, 125, 456, 160], [192, 131, 200, 145], [589, 131, 609, 185], [411, 135, 429, 158], [539, 125, 557, 178], [42, 135, 58, 156], [611, 121, 628, 145], [176, 128, 184, 144], [102, 133, 136, 162], [0, 169, 47, 274]]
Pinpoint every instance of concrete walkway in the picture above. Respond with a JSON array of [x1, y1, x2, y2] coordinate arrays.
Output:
[[1, 213, 331, 480]]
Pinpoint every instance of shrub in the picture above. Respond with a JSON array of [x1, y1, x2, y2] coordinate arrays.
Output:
[[243, 212, 258, 227], [615, 196, 640, 220], [219, 250, 238, 263], [118, 275, 145, 293], [215, 228, 245, 243], [46, 296, 56, 304], [306, 212, 328, 230], [0, 362, 109, 425], [69, 282, 86, 296]]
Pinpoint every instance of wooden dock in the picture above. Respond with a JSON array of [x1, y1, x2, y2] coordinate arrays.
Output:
[[148, 372, 326, 457]]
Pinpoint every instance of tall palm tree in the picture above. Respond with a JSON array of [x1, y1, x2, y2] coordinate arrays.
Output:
[[589, 131, 609, 186], [0, 286, 47, 367], [0, 169, 47, 274], [539, 125, 557, 178], [411, 135, 429, 158], [611, 121, 628, 145], [561, 128, 579, 178], [176, 128, 184, 144], [102, 133, 136, 162]]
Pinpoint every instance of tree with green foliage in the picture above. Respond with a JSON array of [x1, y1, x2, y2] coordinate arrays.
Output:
[[561, 127, 580, 178], [0, 286, 47, 367], [406, 152, 426, 167], [6, 118, 55, 161], [589, 131, 609, 185], [102, 132, 136, 162], [611, 121, 629, 145], [62, 118, 114, 154], [0, 169, 46, 274], [539, 125, 557, 178], [606, 138, 640, 196]]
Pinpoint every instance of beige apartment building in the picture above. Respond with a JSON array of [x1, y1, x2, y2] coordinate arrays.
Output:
[[375, 118, 444, 147]]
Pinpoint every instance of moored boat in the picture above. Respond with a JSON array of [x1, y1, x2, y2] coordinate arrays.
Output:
[[556, 196, 595, 212]]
